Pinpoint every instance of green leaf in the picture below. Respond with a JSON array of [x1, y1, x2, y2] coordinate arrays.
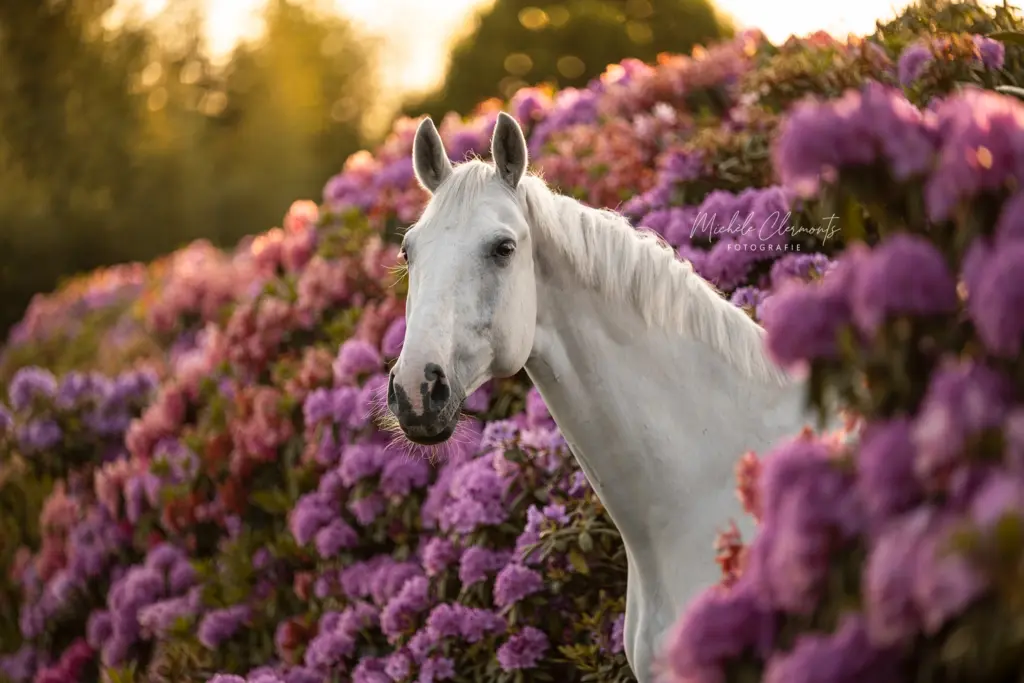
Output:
[[568, 547, 590, 575], [993, 513, 1024, 561], [249, 488, 292, 514], [840, 194, 865, 244], [578, 531, 593, 553], [988, 30, 1024, 46]]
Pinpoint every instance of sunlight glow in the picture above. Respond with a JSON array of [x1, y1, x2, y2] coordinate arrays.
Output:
[[119, 0, 1004, 95]]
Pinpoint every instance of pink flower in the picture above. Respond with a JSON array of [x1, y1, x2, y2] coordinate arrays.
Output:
[[228, 386, 294, 471], [296, 256, 353, 322]]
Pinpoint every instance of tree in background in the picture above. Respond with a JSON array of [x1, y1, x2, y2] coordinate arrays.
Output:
[[0, 0, 378, 340], [402, 0, 733, 121]]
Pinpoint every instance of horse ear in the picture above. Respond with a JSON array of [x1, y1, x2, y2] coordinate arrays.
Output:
[[412, 117, 453, 193], [491, 112, 528, 190]]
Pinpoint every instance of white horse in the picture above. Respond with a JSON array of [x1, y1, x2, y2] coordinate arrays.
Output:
[[386, 113, 815, 682]]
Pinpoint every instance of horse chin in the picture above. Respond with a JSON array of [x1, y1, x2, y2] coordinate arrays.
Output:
[[401, 407, 461, 446], [403, 420, 458, 446], [405, 428, 454, 446]]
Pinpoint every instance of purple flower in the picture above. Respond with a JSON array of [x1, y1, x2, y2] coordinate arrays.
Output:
[[421, 538, 460, 576], [850, 234, 957, 334], [169, 561, 198, 593], [463, 381, 491, 413], [197, 605, 250, 649], [864, 506, 985, 647], [541, 503, 569, 525], [774, 84, 936, 197], [304, 626, 355, 670], [419, 656, 455, 682], [282, 667, 321, 683], [568, 471, 589, 497], [0, 646, 37, 683], [763, 615, 901, 683], [210, 677, 247, 683], [730, 286, 768, 314], [856, 419, 923, 529], [969, 472, 1024, 531], [496, 627, 549, 671], [366, 559, 423, 606], [86, 610, 113, 649], [138, 594, 196, 639], [334, 339, 382, 383], [761, 279, 850, 369], [458, 547, 511, 586], [385, 649, 412, 679], [406, 627, 439, 662], [480, 420, 519, 450], [348, 493, 385, 526], [144, 543, 185, 573], [111, 565, 165, 611], [315, 518, 359, 557], [528, 87, 600, 155], [17, 419, 63, 453], [380, 576, 431, 642], [423, 602, 503, 647], [332, 386, 359, 426], [994, 191, 1024, 245], [926, 88, 1023, 222], [968, 242, 1024, 356], [8, 367, 57, 411], [288, 493, 336, 545], [912, 361, 1012, 487], [493, 564, 543, 608], [340, 443, 385, 485], [438, 456, 509, 533], [664, 574, 776, 683], [351, 656, 390, 683], [608, 613, 625, 654], [523, 388, 551, 427], [303, 389, 335, 427], [0, 404, 11, 435], [898, 41, 933, 85], [458, 606, 506, 643], [770, 253, 832, 288], [973, 35, 1005, 70], [54, 371, 109, 409], [509, 87, 551, 125], [380, 456, 431, 498], [153, 439, 199, 482], [381, 316, 406, 358], [423, 603, 462, 640], [749, 436, 862, 614]]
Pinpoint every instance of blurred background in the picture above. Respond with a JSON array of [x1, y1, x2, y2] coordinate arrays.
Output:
[[0, 0, 942, 339]]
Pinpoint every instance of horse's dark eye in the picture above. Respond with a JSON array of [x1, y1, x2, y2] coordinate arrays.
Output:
[[493, 240, 516, 261]]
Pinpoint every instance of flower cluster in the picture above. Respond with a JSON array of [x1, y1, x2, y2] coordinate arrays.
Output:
[[662, 48, 1024, 683], [2, 4, 1024, 683]]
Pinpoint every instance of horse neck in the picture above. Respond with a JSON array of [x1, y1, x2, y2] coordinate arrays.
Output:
[[523, 225, 810, 556]]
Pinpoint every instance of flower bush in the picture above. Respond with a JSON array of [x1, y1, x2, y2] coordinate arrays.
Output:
[[2, 2, 1024, 683]]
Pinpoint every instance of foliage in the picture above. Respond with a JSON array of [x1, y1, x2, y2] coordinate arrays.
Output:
[[0, 0, 378, 340], [402, 0, 733, 121], [2, 1, 1024, 683]]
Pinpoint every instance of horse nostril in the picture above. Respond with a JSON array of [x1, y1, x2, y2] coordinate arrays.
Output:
[[423, 363, 450, 410], [429, 377, 450, 407], [387, 372, 398, 408]]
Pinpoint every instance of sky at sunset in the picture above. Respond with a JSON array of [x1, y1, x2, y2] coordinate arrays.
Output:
[[121, 0, 1000, 96]]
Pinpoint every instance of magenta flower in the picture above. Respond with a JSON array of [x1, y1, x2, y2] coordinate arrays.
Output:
[[496, 626, 549, 671], [493, 563, 543, 608]]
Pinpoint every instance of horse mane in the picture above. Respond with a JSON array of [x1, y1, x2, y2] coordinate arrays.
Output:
[[432, 159, 792, 387]]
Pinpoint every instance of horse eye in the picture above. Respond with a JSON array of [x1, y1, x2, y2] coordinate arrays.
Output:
[[492, 240, 516, 261]]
